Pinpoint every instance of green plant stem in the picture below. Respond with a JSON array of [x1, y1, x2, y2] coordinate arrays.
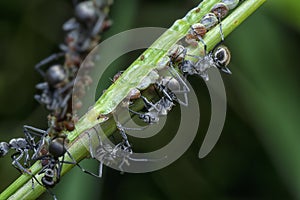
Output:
[[0, 0, 266, 199]]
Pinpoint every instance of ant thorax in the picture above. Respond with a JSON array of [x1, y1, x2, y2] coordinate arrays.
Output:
[[195, 54, 216, 73]]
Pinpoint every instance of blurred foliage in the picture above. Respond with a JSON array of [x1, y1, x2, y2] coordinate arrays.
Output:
[[0, 0, 300, 200]]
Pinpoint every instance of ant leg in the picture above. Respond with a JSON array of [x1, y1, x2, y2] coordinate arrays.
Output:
[[116, 123, 132, 151], [91, 127, 104, 177], [23, 149, 31, 168], [11, 152, 32, 175], [85, 127, 104, 176], [86, 127, 103, 177], [90, 12, 106, 37], [166, 65, 190, 106], [218, 17, 224, 42], [64, 145, 102, 178], [156, 83, 174, 103], [29, 172, 57, 200], [58, 79, 75, 94], [140, 96, 160, 112], [185, 53, 201, 60], [23, 125, 48, 137], [35, 52, 65, 77], [59, 88, 72, 106], [128, 108, 151, 124], [23, 125, 47, 159]]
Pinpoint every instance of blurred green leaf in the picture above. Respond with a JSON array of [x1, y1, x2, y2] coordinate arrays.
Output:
[[270, 0, 300, 31], [229, 8, 300, 199]]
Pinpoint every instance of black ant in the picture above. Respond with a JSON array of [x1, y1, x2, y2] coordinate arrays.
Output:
[[128, 74, 189, 125], [62, 0, 112, 53], [83, 125, 159, 175], [20, 126, 103, 199], [0, 125, 48, 175]]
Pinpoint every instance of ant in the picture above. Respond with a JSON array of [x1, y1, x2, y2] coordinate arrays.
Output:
[[34, 55, 74, 119], [21, 126, 103, 199], [84, 125, 159, 175], [128, 74, 189, 125], [0, 125, 48, 175], [62, 0, 112, 53]]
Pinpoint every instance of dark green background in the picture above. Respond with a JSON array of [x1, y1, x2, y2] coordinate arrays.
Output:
[[0, 0, 299, 199]]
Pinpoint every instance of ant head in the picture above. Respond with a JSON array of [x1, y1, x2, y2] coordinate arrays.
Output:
[[75, 1, 98, 28], [0, 142, 9, 157], [213, 45, 231, 74], [48, 138, 66, 158], [46, 65, 66, 87]]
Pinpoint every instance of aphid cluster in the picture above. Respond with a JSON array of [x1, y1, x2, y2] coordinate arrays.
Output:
[[95, 0, 240, 170], [1, 0, 113, 199], [179, 0, 240, 80]]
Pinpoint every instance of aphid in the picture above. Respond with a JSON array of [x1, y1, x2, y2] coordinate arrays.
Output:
[[185, 23, 207, 47], [111, 71, 124, 83], [210, 3, 229, 19], [221, 0, 240, 10], [111, 71, 141, 104], [137, 70, 160, 90], [167, 44, 186, 63], [199, 2, 231, 33], [200, 13, 218, 30], [127, 88, 141, 101], [166, 45, 187, 76], [140, 54, 145, 61]]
